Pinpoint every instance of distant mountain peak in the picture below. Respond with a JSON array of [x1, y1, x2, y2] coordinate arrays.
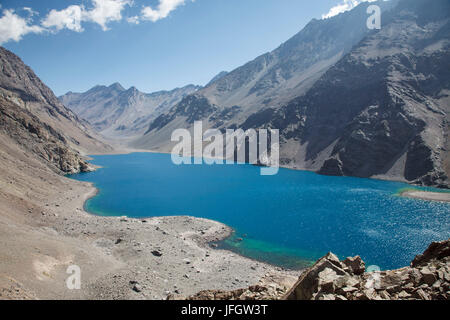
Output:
[[109, 82, 125, 91]]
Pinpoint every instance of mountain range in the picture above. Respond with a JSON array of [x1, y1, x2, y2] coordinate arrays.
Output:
[[59, 0, 449, 188], [60, 83, 200, 139], [0, 0, 449, 301]]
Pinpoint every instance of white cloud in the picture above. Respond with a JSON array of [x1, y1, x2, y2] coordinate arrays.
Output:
[[141, 0, 187, 22], [322, 0, 378, 19], [22, 7, 39, 17], [0, 0, 194, 45], [127, 15, 140, 24], [42, 0, 132, 32], [42, 5, 85, 32], [0, 9, 43, 44], [88, 0, 132, 31]]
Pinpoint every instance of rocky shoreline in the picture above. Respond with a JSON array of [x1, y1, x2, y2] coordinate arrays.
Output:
[[285, 240, 450, 300], [185, 240, 450, 300]]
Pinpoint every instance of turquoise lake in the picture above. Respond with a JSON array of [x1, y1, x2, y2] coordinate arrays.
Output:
[[70, 152, 450, 270]]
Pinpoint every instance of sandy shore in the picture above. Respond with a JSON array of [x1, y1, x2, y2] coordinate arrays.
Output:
[[400, 190, 450, 202]]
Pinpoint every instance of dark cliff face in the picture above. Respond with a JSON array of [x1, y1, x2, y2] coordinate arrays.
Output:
[[139, 0, 396, 147], [236, 0, 450, 187], [146, 94, 217, 134], [0, 95, 91, 174], [0, 47, 108, 173]]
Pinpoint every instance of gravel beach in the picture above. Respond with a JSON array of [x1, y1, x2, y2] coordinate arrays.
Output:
[[400, 190, 450, 203], [0, 136, 298, 299]]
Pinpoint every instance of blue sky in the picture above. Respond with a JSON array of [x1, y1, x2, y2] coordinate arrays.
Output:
[[0, 0, 370, 95]]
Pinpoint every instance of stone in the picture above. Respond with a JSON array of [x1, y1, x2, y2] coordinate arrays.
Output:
[[132, 283, 142, 293], [362, 288, 377, 300], [318, 268, 338, 293], [151, 250, 163, 257], [340, 286, 358, 294], [420, 268, 437, 286], [414, 289, 431, 300], [285, 253, 347, 300], [397, 291, 410, 299], [432, 280, 442, 289], [315, 293, 336, 300], [409, 268, 422, 285], [343, 256, 365, 275], [444, 271, 450, 282], [412, 240, 450, 267], [378, 290, 391, 300]]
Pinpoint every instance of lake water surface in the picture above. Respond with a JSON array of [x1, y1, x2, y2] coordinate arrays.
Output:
[[70, 152, 450, 270]]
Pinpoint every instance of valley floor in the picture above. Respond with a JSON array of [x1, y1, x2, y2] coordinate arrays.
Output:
[[0, 134, 297, 300]]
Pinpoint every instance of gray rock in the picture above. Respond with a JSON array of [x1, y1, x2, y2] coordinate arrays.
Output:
[[343, 256, 365, 275], [420, 268, 437, 286], [151, 250, 163, 257]]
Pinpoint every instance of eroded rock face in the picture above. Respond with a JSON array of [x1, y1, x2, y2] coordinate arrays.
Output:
[[0, 94, 92, 174], [285, 240, 450, 300], [0, 47, 102, 174]]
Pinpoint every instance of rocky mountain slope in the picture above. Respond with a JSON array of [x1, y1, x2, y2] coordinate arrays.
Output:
[[136, 0, 449, 188], [0, 47, 111, 173], [60, 83, 200, 139], [132, 0, 396, 151], [238, 0, 450, 187]]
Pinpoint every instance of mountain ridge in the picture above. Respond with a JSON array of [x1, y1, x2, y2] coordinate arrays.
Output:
[[132, 0, 398, 153], [60, 82, 201, 139], [131, 0, 450, 188], [238, 0, 450, 187]]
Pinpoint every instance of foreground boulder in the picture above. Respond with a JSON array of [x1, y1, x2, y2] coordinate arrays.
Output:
[[285, 240, 450, 300]]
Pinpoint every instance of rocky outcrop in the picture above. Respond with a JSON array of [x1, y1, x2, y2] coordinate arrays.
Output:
[[184, 240, 450, 301], [285, 240, 450, 300], [0, 94, 93, 174]]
